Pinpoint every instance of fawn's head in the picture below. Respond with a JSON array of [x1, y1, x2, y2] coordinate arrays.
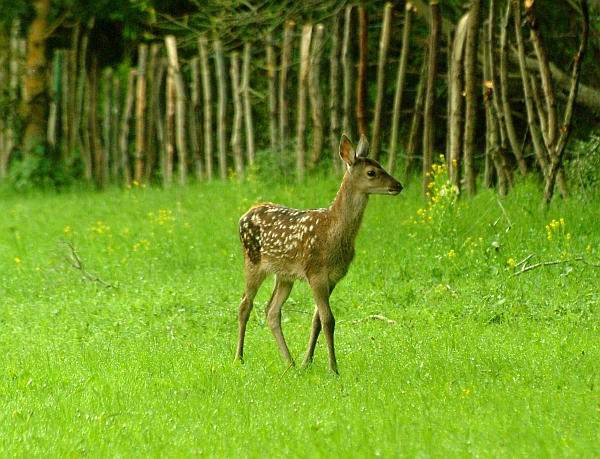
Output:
[[339, 135, 403, 196]]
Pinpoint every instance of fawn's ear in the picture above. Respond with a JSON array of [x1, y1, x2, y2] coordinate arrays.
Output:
[[356, 134, 369, 158], [339, 135, 356, 166]]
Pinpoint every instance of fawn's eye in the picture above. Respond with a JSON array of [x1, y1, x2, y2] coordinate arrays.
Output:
[[367, 170, 376, 177]]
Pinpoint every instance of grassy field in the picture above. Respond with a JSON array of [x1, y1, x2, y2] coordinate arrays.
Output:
[[1, 171, 599, 458]]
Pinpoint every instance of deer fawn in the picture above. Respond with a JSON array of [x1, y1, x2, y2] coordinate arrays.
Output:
[[235, 135, 402, 374]]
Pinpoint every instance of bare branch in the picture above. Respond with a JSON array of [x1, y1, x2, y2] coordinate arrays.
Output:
[[511, 0, 549, 175], [499, 2, 527, 176], [276, 360, 295, 387], [511, 255, 600, 277], [514, 253, 535, 268], [56, 240, 112, 287], [555, 0, 590, 155], [542, 0, 590, 208], [525, 0, 558, 151], [353, 314, 397, 325]]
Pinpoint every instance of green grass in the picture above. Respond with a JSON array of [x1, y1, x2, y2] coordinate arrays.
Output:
[[1, 174, 599, 458]]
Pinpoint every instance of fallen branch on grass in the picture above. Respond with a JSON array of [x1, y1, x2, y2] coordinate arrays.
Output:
[[353, 314, 397, 325], [56, 240, 112, 287], [511, 254, 600, 277], [514, 253, 535, 268], [276, 359, 295, 387]]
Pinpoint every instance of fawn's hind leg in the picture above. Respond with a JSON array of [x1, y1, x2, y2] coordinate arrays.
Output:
[[265, 276, 295, 365], [235, 264, 265, 363], [301, 308, 321, 368]]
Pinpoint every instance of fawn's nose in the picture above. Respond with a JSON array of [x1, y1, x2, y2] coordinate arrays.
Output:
[[389, 180, 403, 195]]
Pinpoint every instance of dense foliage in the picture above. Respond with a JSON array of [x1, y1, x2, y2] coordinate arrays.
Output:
[[1, 0, 598, 193]]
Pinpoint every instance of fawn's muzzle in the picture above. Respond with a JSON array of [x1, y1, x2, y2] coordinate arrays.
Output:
[[388, 181, 403, 195]]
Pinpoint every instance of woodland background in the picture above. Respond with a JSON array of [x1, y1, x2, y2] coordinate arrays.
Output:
[[1, 0, 600, 207]]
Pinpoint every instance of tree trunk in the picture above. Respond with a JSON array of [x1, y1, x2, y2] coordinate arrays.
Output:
[[214, 39, 228, 180], [1, 21, 21, 178], [153, 58, 167, 184], [342, 5, 355, 143], [89, 56, 104, 188], [371, 2, 393, 161], [22, 0, 51, 156], [296, 24, 313, 182], [189, 57, 203, 181], [500, 2, 527, 177], [242, 43, 255, 166], [487, 0, 512, 192], [80, 72, 92, 180], [198, 36, 213, 180], [134, 44, 148, 184], [512, 0, 549, 175], [164, 68, 174, 187], [266, 33, 279, 154], [279, 21, 295, 153], [145, 43, 162, 182], [483, 25, 507, 195], [388, 3, 414, 175], [445, 29, 452, 174], [308, 24, 325, 169], [356, 6, 368, 137], [422, 2, 440, 198], [405, 47, 428, 178], [499, 2, 527, 176], [0, 27, 9, 177], [488, 0, 512, 188], [119, 69, 136, 186], [329, 13, 342, 173], [101, 68, 112, 186], [463, 0, 483, 197], [47, 50, 62, 151], [542, 0, 589, 208], [526, 0, 557, 154], [230, 51, 244, 180], [110, 73, 121, 182], [165, 36, 188, 186], [67, 22, 80, 157], [449, 13, 469, 193]]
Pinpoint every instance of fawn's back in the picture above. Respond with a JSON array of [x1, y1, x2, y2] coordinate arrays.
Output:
[[239, 203, 347, 283]]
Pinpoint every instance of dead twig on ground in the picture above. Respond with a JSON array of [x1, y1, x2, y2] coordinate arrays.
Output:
[[353, 314, 397, 325], [511, 254, 600, 277], [56, 240, 112, 287], [276, 359, 296, 387]]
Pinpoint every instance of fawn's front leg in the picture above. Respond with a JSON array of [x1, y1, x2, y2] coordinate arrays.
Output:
[[309, 277, 338, 374], [302, 283, 336, 369]]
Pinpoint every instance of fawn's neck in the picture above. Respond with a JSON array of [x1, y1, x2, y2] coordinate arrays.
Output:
[[327, 172, 369, 243]]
